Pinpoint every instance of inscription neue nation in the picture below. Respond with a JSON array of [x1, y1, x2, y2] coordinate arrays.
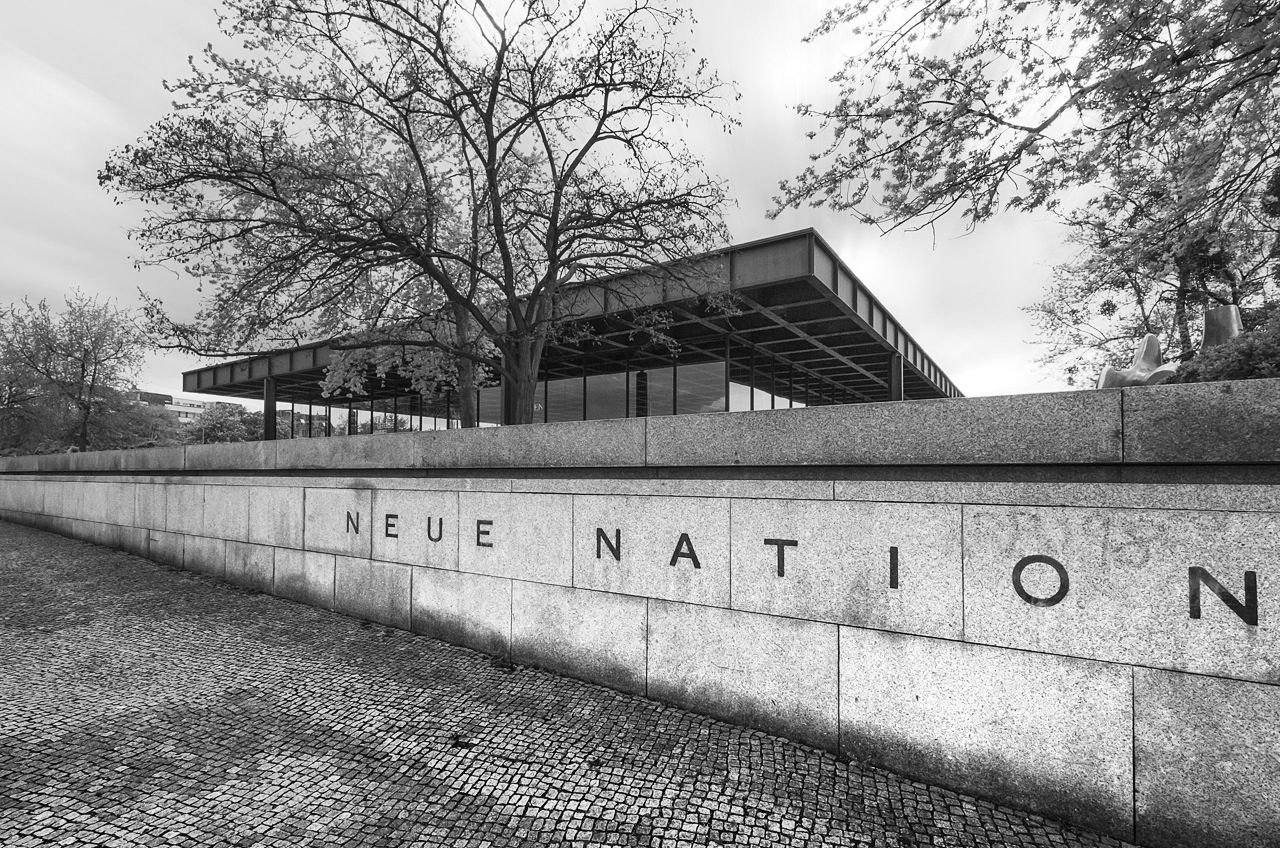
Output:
[[341, 510, 1260, 626]]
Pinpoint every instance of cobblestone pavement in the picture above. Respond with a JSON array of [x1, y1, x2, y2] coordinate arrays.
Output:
[[0, 521, 1137, 848]]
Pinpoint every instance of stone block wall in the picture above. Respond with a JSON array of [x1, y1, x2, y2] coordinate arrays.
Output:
[[2, 379, 1278, 848]]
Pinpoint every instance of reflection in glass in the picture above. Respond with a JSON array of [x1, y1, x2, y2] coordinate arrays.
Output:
[[633, 364, 674, 416], [585, 372, 627, 420], [546, 376, 584, 422], [675, 361, 726, 415], [534, 381, 547, 423], [477, 386, 503, 425]]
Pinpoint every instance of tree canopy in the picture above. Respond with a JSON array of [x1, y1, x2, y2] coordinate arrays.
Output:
[[0, 292, 159, 453], [777, 0, 1279, 236], [102, 0, 735, 425], [776, 0, 1279, 383], [1028, 160, 1279, 383]]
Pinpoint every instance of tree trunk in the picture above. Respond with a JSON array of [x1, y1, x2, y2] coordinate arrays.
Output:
[[77, 401, 91, 451], [452, 304, 478, 428], [502, 336, 541, 425], [1174, 265, 1194, 361]]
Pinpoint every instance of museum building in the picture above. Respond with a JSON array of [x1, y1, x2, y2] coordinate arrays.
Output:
[[181, 229, 961, 437]]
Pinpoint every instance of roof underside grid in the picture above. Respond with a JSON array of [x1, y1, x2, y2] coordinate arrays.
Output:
[[182, 230, 960, 408]]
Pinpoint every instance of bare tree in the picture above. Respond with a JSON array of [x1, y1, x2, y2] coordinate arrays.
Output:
[[102, 0, 734, 425]]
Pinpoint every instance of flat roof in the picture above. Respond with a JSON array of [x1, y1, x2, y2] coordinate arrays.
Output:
[[183, 229, 961, 406]]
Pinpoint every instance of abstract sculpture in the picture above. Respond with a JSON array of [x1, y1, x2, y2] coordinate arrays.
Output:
[[1096, 335, 1179, 388], [1095, 305, 1243, 389]]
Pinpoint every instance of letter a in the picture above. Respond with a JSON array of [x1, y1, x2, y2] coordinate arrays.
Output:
[[670, 533, 701, 569]]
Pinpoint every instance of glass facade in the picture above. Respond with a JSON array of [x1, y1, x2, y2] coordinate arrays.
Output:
[[478, 386, 503, 426], [269, 350, 807, 436], [585, 372, 628, 420], [676, 361, 726, 416], [638, 366, 674, 416], [546, 376, 584, 423]]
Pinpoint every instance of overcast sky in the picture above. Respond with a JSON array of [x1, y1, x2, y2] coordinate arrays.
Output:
[[0, 0, 1078, 401]]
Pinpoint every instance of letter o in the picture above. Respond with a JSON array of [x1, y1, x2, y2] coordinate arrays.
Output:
[[1012, 555, 1070, 607]]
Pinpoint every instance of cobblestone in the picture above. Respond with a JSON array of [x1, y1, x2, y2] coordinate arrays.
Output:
[[0, 520, 1137, 847]]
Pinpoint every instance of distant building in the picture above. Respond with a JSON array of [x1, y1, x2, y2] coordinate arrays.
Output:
[[129, 391, 242, 423]]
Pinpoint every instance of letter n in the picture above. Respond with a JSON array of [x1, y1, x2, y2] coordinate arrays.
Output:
[[597, 528, 621, 561], [346, 511, 360, 535], [1189, 567, 1258, 626]]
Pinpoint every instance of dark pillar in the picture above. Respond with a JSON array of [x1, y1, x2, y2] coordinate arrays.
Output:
[[635, 370, 649, 418], [263, 378, 277, 441], [501, 376, 516, 426], [888, 353, 905, 401], [723, 339, 730, 412]]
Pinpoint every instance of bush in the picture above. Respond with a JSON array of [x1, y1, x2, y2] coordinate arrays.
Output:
[[1175, 312, 1280, 383]]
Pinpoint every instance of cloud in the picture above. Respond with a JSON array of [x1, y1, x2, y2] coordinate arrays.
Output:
[[0, 41, 142, 296]]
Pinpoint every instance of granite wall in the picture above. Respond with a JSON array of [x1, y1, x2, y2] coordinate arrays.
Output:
[[2, 378, 1278, 848]]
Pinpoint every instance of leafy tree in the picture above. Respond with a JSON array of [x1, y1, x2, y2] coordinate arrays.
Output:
[[1029, 156, 1279, 383], [0, 292, 149, 451], [1166, 164, 1280, 383], [1175, 310, 1280, 382], [185, 402, 255, 444], [101, 0, 734, 425], [777, 0, 1279, 378], [0, 352, 44, 452], [776, 0, 1279, 240], [94, 395, 185, 450]]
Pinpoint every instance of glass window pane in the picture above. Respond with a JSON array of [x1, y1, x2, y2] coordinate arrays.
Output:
[[630, 364, 673, 417], [585, 372, 627, 420], [546, 376, 584, 423], [675, 361, 726, 415], [534, 381, 547, 422], [477, 387, 503, 425]]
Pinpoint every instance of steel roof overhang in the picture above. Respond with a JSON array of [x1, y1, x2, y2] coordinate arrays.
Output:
[[182, 229, 961, 407]]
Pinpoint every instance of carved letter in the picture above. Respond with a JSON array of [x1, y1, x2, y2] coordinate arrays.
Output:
[[1189, 567, 1258, 626], [476, 519, 493, 548], [1012, 555, 1069, 607], [763, 538, 798, 577], [427, 517, 443, 543], [345, 511, 360, 535], [384, 513, 398, 539], [669, 533, 701, 569], [597, 528, 621, 561], [889, 546, 899, 589]]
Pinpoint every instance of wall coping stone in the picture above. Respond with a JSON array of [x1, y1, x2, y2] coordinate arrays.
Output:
[[1, 378, 1275, 474]]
